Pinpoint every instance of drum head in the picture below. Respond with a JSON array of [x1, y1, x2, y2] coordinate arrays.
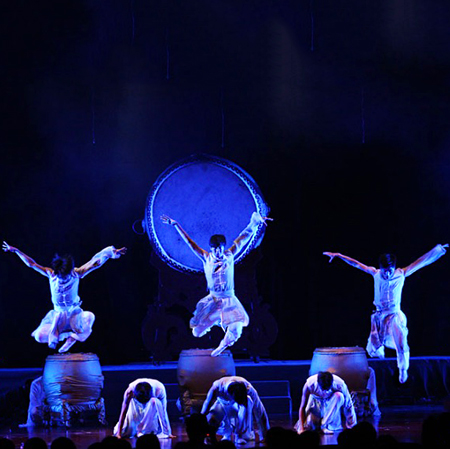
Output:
[[145, 154, 269, 273]]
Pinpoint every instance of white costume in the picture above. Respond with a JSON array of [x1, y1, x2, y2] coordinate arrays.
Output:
[[365, 244, 446, 372], [32, 246, 117, 350], [24, 377, 45, 427], [171, 212, 263, 355], [295, 374, 356, 433], [113, 378, 172, 438], [201, 376, 269, 443]]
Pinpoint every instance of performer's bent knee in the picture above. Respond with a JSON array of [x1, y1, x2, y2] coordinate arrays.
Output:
[[33, 331, 49, 344], [332, 391, 344, 405]]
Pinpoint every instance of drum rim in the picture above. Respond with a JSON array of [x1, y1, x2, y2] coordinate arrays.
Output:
[[145, 153, 270, 273]]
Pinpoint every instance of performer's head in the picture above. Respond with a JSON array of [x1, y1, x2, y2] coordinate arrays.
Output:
[[134, 382, 153, 404], [379, 253, 396, 280], [51, 254, 75, 278], [317, 371, 333, 391], [209, 234, 226, 257], [228, 381, 248, 407]]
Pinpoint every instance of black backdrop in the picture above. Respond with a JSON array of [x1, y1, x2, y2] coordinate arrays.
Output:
[[1, 1, 450, 367]]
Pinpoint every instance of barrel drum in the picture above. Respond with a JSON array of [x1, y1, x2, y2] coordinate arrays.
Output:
[[309, 347, 370, 392], [42, 353, 106, 426], [177, 349, 236, 415]]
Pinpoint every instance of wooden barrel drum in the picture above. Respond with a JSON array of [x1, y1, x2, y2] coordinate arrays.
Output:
[[309, 347, 370, 392], [42, 353, 106, 426], [177, 349, 236, 415]]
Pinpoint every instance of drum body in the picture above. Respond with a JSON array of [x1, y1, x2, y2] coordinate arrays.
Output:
[[43, 353, 104, 406], [309, 347, 370, 392], [177, 348, 236, 414], [145, 154, 269, 273]]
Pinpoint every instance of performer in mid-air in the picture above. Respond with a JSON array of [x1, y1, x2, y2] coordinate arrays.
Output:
[[323, 244, 447, 383], [295, 371, 356, 434], [114, 378, 175, 439], [2, 241, 126, 353], [201, 376, 270, 444], [161, 211, 271, 356]]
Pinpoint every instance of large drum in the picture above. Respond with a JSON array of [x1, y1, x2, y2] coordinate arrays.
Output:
[[41, 353, 106, 427], [145, 154, 269, 273], [309, 347, 370, 392], [177, 349, 236, 415], [43, 353, 104, 406]]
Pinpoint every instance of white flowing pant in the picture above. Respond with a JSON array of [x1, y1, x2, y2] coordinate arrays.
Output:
[[207, 396, 255, 440], [302, 392, 356, 432], [113, 398, 171, 438]]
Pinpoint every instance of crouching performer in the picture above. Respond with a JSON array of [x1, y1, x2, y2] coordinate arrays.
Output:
[[295, 371, 356, 435], [2, 241, 126, 353], [161, 212, 271, 357], [114, 379, 175, 439], [201, 376, 270, 445]]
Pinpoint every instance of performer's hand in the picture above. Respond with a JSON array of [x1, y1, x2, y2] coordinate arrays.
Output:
[[113, 247, 127, 258], [161, 214, 177, 226], [442, 244, 449, 249], [323, 252, 338, 262], [2, 241, 14, 252], [250, 211, 273, 227], [168, 435, 177, 439]]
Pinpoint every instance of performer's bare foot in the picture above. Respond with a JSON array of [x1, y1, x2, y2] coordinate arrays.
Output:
[[211, 341, 228, 357], [374, 346, 385, 359], [399, 369, 408, 383], [59, 337, 76, 353]]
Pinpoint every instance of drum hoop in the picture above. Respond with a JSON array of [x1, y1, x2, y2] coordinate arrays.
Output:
[[145, 154, 269, 273]]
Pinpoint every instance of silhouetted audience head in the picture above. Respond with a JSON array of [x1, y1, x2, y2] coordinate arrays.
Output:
[[422, 412, 450, 447], [376, 434, 399, 448], [136, 434, 161, 449], [101, 436, 132, 449], [297, 430, 320, 448], [216, 440, 235, 449], [87, 443, 103, 449], [51, 437, 76, 449], [24, 438, 48, 449], [337, 422, 377, 447], [265, 427, 298, 449], [0, 438, 15, 449], [185, 413, 210, 443]]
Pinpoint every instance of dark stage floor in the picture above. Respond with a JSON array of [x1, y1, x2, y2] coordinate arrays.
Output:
[[0, 405, 444, 448]]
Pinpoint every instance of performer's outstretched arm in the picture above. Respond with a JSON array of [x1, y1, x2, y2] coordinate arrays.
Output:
[[402, 244, 448, 277], [115, 389, 133, 438], [228, 212, 272, 255], [2, 241, 52, 277], [75, 246, 127, 278], [323, 252, 376, 275], [161, 214, 208, 261], [249, 387, 270, 438], [155, 388, 176, 438], [297, 383, 311, 434], [201, 381, 220, 415]]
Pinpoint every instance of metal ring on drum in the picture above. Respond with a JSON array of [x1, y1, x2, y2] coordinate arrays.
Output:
[[145, 154, 270, 273]]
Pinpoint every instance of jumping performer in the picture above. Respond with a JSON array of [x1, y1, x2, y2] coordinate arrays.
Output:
[[2, 241, 126, 352], [323, 244, 447, 383], [161, 211, 271, 356]]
